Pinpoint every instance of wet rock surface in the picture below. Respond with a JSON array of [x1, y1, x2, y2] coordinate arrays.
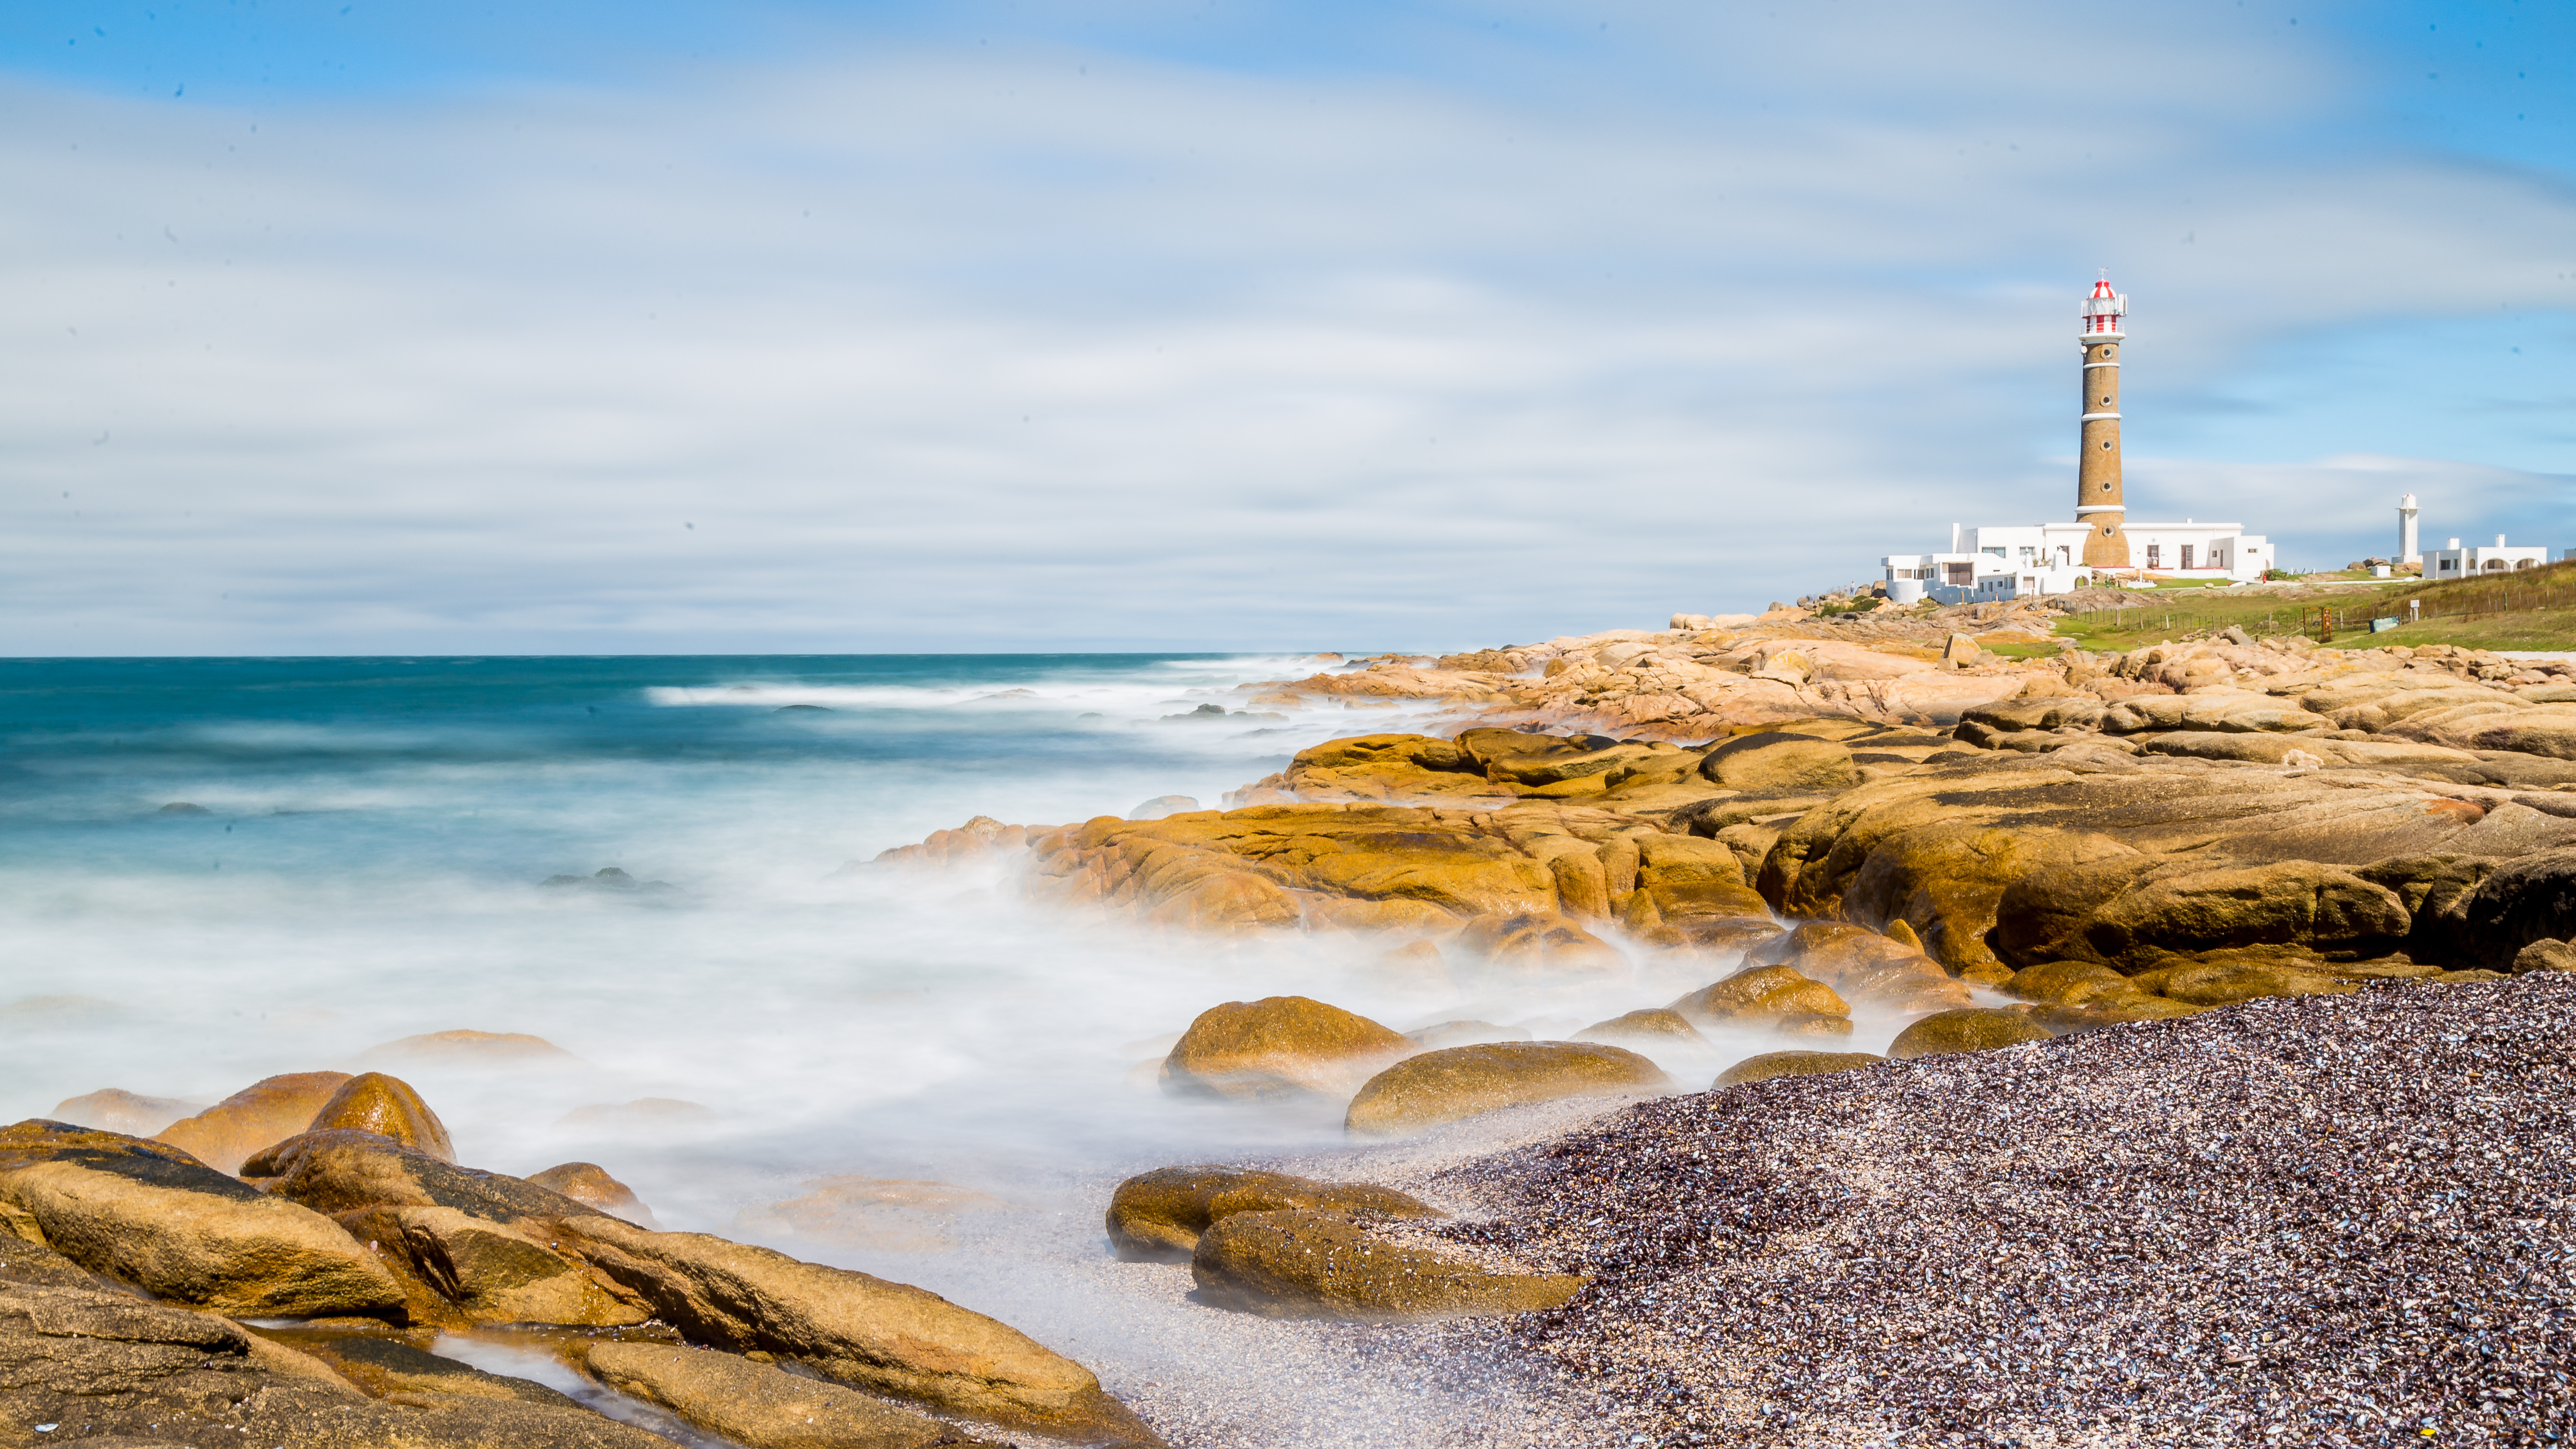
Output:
[[586, 1340, 1012, 1449], [1345, 1042, 1673, 1139], [1159, 996, 1415, 1101], [1190, 1209, 1583, 1322], [153, 1069, 353, 1175], [1105, 1166, 1438, 1262], [1439, 977, 2576, 1447]]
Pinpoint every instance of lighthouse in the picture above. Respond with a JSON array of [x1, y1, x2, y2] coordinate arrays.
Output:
[[2399, 493, 2421, 565], [2077, 277, 2129, 568]]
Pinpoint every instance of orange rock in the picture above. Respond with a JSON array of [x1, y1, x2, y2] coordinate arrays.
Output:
[[1452, 910, 1626, 980], [1162, 996, 1415, 1101], [303, 1072, 455, 1161], [527, 1162, 658, 1227], [356, 1030, 581, 1069], [154, 1071, 352, 1175]]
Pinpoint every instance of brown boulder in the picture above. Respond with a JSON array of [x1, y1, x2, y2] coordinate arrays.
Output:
[[1768, 922, 1975, 1011], [0, 1120, 405, 1319], [1996, 858, 2411, 972], [2512, 938, 2576, 974], [554, 1214, 1153, 1444], [1189, 1209, 1581, 1321], [1626, 833, 1770, 925], [304, 1072, 456, 1162], [1160, 996, 1414, 1100], [358, 1029, 582, 1069], [1667, 965, 1849, 1027], [588, 1340, 1011, 1449], [2001, 959, 2141, 1005], [153, 1070, 353, 1175], [1104, 1166, 1437, 1261], [528, 1162, 658, 1227], [46, 1088, 204, 1138], [1887, 1008, 2053, 1060], [385, 1205, 649, 1326], [1572, 1009, 1710, 1050], [1701, 733, 1860, 791], [1452, 910, 1626, 979], [1344, 1042, 1672, 1138], [1278, 733, 1510, 802], [1711, 1050, 1884, 1088], [2124, 952, 2359, 1006]]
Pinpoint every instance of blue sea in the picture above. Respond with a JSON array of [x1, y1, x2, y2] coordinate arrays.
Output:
[[0, 653, 1745, 1442]]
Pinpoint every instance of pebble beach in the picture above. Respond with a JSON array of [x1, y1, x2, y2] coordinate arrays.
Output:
[[1420, 977, 2576, 1447]]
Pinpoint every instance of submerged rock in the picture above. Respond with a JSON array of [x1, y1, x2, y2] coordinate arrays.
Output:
[[284, 1330, 582, 1408], [0, 1119, 406, 1319], [358, 1029, 584, 1069], [1572, 1009, 1711, 1050], [1160, 996, 1414, 1101], [1105, 1166, 1437, 1262], [1344, 1042, 1672, 1138], [47, 1087, 204, 1138], [587, 1340, 1012, 1449], [1190, 1209, 1582, 1321], [153, 1070, 352, 1175], [1668, 965, 1850, 1028], [1451, 910, 1627, 979]]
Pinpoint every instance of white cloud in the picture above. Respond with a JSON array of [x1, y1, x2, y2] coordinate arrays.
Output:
[[2, 0, 2571, 653]]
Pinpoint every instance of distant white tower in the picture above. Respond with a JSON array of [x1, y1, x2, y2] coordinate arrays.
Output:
[[2399, 494, 2420, 564]]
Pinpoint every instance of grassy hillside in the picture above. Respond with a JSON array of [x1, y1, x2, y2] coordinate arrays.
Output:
[[2048, 561, 2576, 653]]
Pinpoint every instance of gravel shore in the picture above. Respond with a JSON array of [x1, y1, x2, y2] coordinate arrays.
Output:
[[1429, 977, 2576, 1448]]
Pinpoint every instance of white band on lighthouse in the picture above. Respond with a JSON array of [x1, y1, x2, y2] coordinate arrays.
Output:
[[2079, 412, 2122, 422], [2074, 505, 2126, 515]]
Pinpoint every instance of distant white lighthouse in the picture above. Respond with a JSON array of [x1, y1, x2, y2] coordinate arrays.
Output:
[[2399, 493, 2421, 565]]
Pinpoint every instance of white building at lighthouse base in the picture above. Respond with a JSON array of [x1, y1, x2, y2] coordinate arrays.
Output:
[[1882, 519, 2274, 604]]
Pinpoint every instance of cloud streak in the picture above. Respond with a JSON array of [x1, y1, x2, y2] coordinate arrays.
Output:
[[2, 0, 2571, 653]]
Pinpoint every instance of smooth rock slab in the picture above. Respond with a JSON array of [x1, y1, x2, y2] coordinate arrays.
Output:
[[1190, 1209, 1582, 1321], [588, 1340, 1011, 1448], [1104, 1166, 1437, 1262], [1344, 1042, 1672, 1138], [0, 1121, 405, 1319]]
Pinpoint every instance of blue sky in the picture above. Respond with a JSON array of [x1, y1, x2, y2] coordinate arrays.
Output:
[[2, 0, 2570, 652]]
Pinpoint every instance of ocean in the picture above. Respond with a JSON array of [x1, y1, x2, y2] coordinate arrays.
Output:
[[0, 651, 1788, 1444]]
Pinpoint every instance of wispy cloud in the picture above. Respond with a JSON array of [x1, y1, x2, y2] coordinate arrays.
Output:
[[2, 0, 2570, 652]]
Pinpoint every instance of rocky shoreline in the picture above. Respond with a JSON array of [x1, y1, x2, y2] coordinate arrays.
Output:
[[13, 613, 2576, 1447]]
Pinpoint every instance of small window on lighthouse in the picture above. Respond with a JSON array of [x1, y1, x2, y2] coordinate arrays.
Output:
[[2102, 441, 2113, 449]]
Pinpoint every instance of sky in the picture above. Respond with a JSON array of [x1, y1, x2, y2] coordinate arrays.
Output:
[[2, 0, 2571, 654]]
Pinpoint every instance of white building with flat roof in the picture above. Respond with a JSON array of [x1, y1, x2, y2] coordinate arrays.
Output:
[[1879, 276, 2273, 604], [2425, 535, 2549, 578]]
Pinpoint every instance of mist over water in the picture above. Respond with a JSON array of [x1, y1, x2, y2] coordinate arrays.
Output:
[[0, 651, 1913, 1443]]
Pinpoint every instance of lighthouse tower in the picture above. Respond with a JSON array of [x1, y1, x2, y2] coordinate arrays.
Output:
[[2077, 278, 2129, 567], [2399, 493, 2421, 565]]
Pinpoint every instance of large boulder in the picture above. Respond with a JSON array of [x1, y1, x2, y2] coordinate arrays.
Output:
[[302, 1071, 456, 1161], [0, 1121, 406, 1319], [1700, 733, 1860, 791], [1572, 1009, 1710, 1050], [1667, 965, 1849, 1028], [1625, 833, 1770, 927], [249, 1129, 1144, 1440], [153, 1070, 352, 1175], [1995, 858, 2411, 972], [388, 1205, 650, 1326], [1159, 996, 1414, 1100], [1189, 1209, 1581, 1320], [1711, 1050, 1884, 1088], [1344, 1042, 1672, 1138], [554, 1214, 1154, 1444], [1767, 922, 1976, 1011], [587, 1341, 1011, 1449], [2122, 951, 2359, 1006], [2451, 845, 2576, 968], [1276, 734, 1512, 803], [1451, 911, 1626, 979], [1104, 1166, 1437, 1261], [46, 1089, 203, 1138], [1887, 1008, 2054, 1060]]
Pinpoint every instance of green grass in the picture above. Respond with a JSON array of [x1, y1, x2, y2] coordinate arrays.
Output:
[[2051, 585, 2416, 652]]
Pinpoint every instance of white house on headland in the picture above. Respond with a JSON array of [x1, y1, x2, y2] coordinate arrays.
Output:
[[2425, 535, 2550, 577], [1881, 277, 2273, 604]]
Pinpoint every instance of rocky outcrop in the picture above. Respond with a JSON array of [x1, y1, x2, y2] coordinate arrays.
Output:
[[154, 1070, 353, 1175], [1450, 910, 1627, 979], [47, 1088, 203, 1138], [247, 1130, 1150, 1443], [1104, 1166, 1437, 1261], [1344, 1042, 1672, 1138], [587, 1340, 1011, 1449], [0, 1268, 678, 1449], [1159, 997, 1415, 1100], [0, 1121, 407, 1319], [1189, 1209, 1581, 1321]]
